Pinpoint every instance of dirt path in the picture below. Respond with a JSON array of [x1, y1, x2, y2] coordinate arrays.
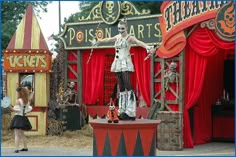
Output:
[[1, 125, 93, 149]]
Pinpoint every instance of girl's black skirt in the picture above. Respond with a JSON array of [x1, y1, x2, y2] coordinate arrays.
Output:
[[10, 115, 32, 130]]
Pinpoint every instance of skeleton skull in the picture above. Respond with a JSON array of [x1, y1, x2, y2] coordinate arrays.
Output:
[[224, 5, 234, 28], [68, 82, 75, 89], [106, 1, 114, 14], [169, 62, 177, 72]]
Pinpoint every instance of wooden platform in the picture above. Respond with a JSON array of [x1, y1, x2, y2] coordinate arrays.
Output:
[[90, 119, 161, 156]]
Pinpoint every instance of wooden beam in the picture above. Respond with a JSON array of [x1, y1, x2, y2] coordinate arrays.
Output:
[[68, 79, 77, 82], [68, 65, 78, 78], [187, 24, 198, 38], [71, 51, 78, 60], [150, 51, 154, 106], [161, 58, 165, 111], [68, 61, 78, 64], [77, 50, 82, 107], [154, 79, 161, 82], [154, 90, 161, 99], [154, 70, 161, 78], [64, 50, 68, 90]]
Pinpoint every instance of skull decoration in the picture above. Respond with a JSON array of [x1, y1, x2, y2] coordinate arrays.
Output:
[[224, 4, 234, 28], [56, 82, 77, 107], [169, 62, 177, 71], [106, 1, 114, 14], [217, 1, 235, 35], [68, 82, 75, 89], [168, 62, 177, 82], [164, 61, 178, 91]]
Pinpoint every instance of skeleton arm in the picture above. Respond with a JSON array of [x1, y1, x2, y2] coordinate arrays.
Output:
[[164, 70, 170, 91]]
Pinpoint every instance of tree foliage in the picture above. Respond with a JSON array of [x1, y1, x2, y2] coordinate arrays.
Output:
[[63, 2, 97, 24], [133, 2, 162, 14], [1, 1, 50, 49], [63, 1, 162, 25]]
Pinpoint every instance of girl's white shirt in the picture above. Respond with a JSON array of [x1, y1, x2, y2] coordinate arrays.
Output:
[[13, 98, 32, 116]]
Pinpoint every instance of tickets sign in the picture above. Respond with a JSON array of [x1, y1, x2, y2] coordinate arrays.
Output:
[[3, 49, 52, 72]]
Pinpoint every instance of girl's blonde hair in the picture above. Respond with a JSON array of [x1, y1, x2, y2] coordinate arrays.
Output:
[[16, 87, 29, 105]]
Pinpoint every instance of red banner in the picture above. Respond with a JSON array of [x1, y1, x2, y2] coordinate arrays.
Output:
[[157, 1, 228, 58]]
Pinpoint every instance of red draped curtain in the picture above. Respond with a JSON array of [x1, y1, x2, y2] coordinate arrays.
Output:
[[82, 49, 108, 106], [184, 25, 234, 148], [132, 47, 151, 106], [193, 51, 225, 145], [81, 47, 151, 107]]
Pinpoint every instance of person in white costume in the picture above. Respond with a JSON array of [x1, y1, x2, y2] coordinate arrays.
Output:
[[91, 18, 155, 120]]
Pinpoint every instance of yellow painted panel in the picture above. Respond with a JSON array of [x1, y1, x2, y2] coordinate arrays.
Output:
[[28, 116, 37, 131], [34, 73, 48, 107], [15, 16, 25, 49], [47, 73, 50, 102], [7, 73, 19, 106], [25, 111, 47, 136], [31, 15, 40, 49]]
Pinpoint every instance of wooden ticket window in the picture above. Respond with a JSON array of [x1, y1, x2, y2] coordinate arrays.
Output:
[[3, 49, 52, 135], [3, 49, 52, 107], [19, 73, 35, 106]]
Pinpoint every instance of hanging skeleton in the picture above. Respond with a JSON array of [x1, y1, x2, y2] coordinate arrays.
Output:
[[164, 61, 179, 95], [56, 81, 79, 108]]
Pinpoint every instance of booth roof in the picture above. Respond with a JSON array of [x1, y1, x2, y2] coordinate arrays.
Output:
[[7, 4, 48, 50]]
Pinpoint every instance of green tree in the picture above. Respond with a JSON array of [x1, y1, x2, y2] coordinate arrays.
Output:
[[1, 1, 50, 49], [62, 2, 97, 24], [63, 1, 162, 25], [133, 2, 162, 14]]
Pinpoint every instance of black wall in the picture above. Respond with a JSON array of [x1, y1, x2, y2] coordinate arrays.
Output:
[[223, 60, 234, 99]]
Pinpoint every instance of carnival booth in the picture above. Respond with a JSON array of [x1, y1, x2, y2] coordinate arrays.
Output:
[[157, 1, 235, 148], [58, 2, 163, 155], [58, 1, 162, 123], [3, 5, 52, 135], [58, 1, 234, 151]]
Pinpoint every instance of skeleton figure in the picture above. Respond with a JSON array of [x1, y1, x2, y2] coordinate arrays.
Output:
[[56, 82, 79, 107], [164, 62, 178, 91], [64, 82, 78, 105]]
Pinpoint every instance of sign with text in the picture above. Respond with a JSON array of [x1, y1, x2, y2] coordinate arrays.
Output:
[[59, 15, 162, 50], [3, 49, 52, 72], [157, 1, 229, 58]]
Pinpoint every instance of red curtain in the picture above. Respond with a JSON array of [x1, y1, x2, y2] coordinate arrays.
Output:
[[132, 47, 151, 106], [193, 52, 224, 145], [184, 26, 234, 148], [81, 48, 146, 106], [184, 46, 208, 147], [82, 49, 107, 106], [132, 47, 181, 109]]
